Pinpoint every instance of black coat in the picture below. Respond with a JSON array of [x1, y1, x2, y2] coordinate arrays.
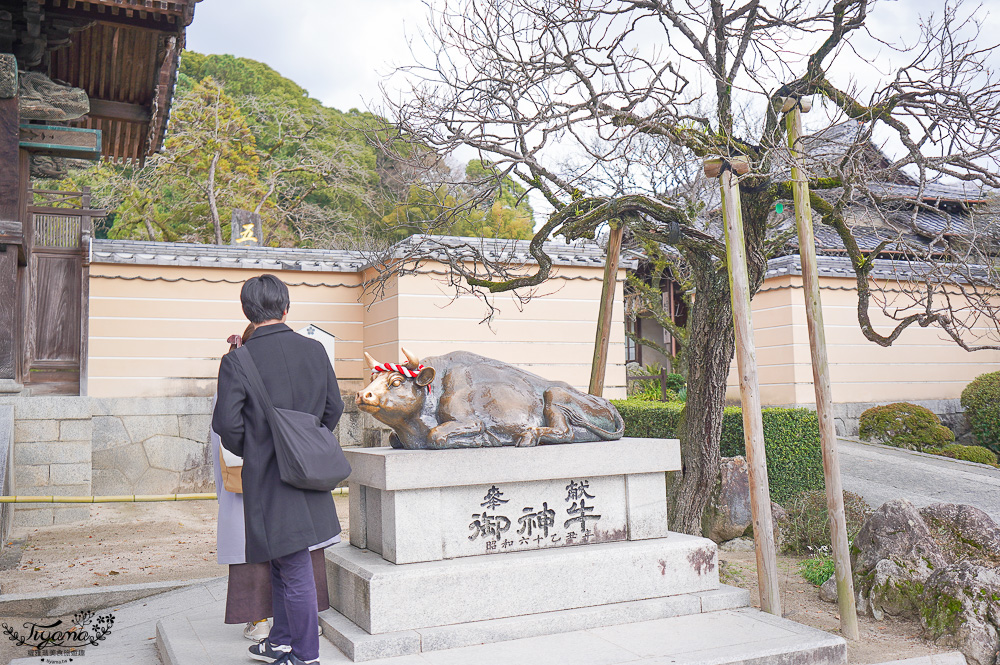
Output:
[[212, 323, 344, 563]]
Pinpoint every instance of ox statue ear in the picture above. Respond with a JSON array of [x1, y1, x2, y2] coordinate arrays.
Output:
[[415, 366, 435, 387]]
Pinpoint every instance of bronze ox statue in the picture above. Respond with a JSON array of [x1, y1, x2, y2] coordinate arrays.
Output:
[[356, 348, 625, 450]]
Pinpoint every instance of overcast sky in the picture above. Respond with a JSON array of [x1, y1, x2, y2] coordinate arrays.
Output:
[[186, 1, 999, 113], [186, 0, 429, 112], [186, 1, 999, 218]]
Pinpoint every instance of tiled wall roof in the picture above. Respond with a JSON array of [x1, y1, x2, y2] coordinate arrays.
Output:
[[91, 234, 636, 272]]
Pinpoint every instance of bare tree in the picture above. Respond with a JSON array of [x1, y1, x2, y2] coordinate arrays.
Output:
[[372, 0, 1000, 533]]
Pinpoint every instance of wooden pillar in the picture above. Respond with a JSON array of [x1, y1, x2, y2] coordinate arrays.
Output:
[[0, 56, 24, 394], [712, 157, 781, 616], [785, 100, 861, 639], [589, 221, 623, 397]]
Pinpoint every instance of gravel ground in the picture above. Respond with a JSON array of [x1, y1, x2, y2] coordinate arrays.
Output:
[[1, 496, 350, 595], [719, 548, 954, 665]]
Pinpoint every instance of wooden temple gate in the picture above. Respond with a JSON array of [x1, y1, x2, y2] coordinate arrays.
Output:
[[19, 189, 100, 394], [0, 0, 198, 396]]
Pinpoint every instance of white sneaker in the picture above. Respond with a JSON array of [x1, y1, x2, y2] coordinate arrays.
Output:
[[244, 619, 271, 641]]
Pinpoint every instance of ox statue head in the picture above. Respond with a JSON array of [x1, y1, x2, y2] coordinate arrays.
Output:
[[356, 348, 436, 424]]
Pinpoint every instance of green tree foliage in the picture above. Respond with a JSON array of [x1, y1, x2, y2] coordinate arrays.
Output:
[[161, 77, 265, 244], [51, 53, 533, 246], [377, 160, 534, 241], [177, 52, 311, 102]]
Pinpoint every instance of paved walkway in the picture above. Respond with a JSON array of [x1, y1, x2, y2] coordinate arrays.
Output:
[[838, 438, 1000, 522], [6, 577, 846, 665], [8, 578, 228, 665]]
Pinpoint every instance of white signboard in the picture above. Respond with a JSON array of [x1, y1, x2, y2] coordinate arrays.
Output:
[[297, 324, 336, 366]]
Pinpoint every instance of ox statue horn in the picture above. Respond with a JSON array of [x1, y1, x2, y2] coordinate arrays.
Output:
[[364, 351, 380, 369], [401, 347, 421, 370]]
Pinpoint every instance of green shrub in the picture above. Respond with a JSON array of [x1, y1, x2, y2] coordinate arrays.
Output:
[[781, 489, 872, 555], [799, 555, 835, 587], [664, 373, 686, 393], [611, 401, 824, 504], [931, 443, 999, 466], [858, 402, 954, 451], [627, 362, 667, 401], [632, 388, 678, 402], [961, 371, 1000, 454]]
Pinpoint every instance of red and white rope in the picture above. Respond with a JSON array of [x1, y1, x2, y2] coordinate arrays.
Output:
[[371, 362, 431, 392]]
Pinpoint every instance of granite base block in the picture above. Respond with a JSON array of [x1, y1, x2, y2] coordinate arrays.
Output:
[[327, 534, 718, 634], [318, 584, 751, 662], [349, 438, 678, 565]]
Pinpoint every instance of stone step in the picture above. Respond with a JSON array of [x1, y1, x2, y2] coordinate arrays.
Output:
[[321, 584, 751, 661], [155, 599, 847, 665], [327, 534, 719, 634]]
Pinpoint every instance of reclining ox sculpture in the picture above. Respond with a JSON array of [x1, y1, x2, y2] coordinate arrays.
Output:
[[357, 348, 625, 450]]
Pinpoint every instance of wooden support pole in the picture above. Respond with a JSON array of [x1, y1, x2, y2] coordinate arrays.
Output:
[[589, 221, 624, 397], [785, 102, 861, 640], [716, 163, 781, 616], [0, 57, 24, 393]]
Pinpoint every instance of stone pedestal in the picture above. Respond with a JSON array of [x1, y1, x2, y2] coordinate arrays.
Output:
[[348, 438, 676, 564], [324, 438, 744, 661]]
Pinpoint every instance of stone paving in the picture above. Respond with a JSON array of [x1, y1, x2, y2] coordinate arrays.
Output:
[[8, 578, 849, 665], [838, 438, 1000, 523]]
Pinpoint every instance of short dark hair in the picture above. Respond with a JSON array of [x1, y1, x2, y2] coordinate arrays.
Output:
[[241, 275, 290, 324]]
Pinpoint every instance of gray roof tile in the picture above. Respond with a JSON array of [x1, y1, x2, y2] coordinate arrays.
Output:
[[90, 235, 634, 273]]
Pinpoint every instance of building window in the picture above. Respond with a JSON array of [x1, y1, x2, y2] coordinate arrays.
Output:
[[625, 317, 640, 364]]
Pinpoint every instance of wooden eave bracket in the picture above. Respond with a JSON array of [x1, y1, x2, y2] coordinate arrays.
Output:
[[0, 220, 26, 264]]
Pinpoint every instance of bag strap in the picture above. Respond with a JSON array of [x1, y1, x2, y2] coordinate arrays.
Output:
[[232, 345, 279, 431]]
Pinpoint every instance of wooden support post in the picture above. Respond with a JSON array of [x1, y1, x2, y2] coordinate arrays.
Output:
[[716, 161, 781, 616], [0, 58, 24, 394], [785, 101, 861, 640], [589, 221, 624, 397]]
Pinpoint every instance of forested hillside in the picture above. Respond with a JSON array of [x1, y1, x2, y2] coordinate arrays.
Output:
[[52, 52, 533, 247]]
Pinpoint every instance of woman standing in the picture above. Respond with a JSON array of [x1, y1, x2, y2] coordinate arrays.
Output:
[[211, 323, 333, 646]]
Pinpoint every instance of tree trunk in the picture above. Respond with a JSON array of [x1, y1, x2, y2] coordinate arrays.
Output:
[[667, 253, 736, 535], [664, 184, 769, 535], [207, 152, 223, 245], [142, 212, 156, 241]]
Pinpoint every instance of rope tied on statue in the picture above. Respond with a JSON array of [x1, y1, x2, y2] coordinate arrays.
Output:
[[371, 361, 431, 393]]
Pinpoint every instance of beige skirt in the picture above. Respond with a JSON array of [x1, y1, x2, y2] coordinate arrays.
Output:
[[224, 548, 331, 624]]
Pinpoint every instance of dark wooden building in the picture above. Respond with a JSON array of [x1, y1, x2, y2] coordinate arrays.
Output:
[[0, 0, 200, 395]]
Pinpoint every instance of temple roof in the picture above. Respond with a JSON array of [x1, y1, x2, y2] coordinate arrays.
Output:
[[9, 0, 201, 162]]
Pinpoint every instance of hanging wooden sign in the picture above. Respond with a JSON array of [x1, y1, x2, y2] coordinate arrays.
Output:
[[18, 124, 102, 160]]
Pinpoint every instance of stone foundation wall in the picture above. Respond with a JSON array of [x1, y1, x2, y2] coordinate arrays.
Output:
[[2, 397, 94, 527], [91, 398, 214, 496], [1, 393, 383, 528]]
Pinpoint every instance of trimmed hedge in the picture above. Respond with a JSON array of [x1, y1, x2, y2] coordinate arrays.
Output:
[[932, 443, 999, 466], [961, 371, 1000, 454], [611, 400, 824, 504], [858, 402, 954, 451], [613, 400, 683, 438]]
